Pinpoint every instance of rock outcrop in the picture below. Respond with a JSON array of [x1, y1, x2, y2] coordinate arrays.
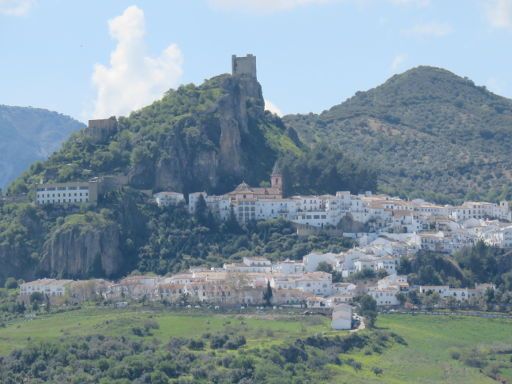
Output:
[[128, 74, 272, 195], [39, 219, 122, 279]]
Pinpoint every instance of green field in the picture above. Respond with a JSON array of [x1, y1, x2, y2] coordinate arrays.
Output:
[[0, 306, 331, 355], [331, 314, 512, 383], [1, 308, 512, 383]]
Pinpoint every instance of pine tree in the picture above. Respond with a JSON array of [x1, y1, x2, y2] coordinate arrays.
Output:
[[263, 281, 273, 307]]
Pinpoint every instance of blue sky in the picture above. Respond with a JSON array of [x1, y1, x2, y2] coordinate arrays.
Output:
[[1, 0, 512, 122]]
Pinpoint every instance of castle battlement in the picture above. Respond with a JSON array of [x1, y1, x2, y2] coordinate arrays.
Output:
[[232, 54, 257, 79]]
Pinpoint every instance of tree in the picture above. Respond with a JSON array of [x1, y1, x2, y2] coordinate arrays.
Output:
[[407, 290, 421, 306], [4, 277, 18, 290], [485, 287, 495, 305], [194, 194, 209, 226], [150, 371, 169, 384], [30, 292, 44, 305], [316, 262, 333, 273], [357, 295, 378, 328], [45, 295, 51, 313], [396, 292, 407, 306], [376, 269, 389, 279], [263, 281, 273, 307], [223, 206, 242, 234]]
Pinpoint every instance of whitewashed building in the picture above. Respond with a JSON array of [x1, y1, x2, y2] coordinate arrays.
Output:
[[303, 252, 338, 272], [36, 181, 98, 205], [224, 257, 272, 273], [20, 279, 73, 298], [154, 192, 185, 207], [331, 304, 353, 330]]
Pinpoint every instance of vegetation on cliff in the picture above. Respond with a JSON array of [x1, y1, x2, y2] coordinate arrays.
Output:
[[0, 186, 354, 284], [8, 74, 302, 196]]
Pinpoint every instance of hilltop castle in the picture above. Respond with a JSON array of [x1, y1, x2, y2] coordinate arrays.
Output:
[[232, 54, 257, 79]]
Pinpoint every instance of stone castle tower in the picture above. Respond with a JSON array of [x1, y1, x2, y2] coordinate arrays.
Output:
[[232, 54, 257, 79], [86, 116, 118, 143]]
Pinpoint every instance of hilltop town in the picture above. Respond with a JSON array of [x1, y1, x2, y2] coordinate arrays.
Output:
[[23, 160, 509, 329], [6, 55, 510, 333]]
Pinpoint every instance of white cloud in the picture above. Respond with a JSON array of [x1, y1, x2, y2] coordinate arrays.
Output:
[[265, 100, 283, 116], [209, 0, 332, 12], [389, 0, 430, 6], [0, 0, 35, 16], [404, 21, 453, 37], [209, 0, 430, 13], [485, 0, 512, 29], [390, 53, 407, 71], [91, 5, 184, 118]]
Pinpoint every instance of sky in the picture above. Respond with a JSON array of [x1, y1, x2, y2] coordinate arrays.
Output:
[[1, 0, 512, 122]]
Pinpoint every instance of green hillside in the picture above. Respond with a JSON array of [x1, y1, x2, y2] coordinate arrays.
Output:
[[0, 105, 84, 189], [0, 307, 511, 383], [284, 66, 512, 204], [8, 74, 301, 197]]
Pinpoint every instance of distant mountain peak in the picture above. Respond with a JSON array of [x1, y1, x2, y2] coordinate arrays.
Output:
[[0, 106, 84, 189], [284, 66, 512, 203]]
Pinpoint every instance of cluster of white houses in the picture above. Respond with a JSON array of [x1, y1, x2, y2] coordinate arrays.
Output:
[[20, 245, 495, 311], [154, 169, 512, 252], [34, 164, 512, 252]]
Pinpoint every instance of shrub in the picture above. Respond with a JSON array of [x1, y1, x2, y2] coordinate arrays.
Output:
[[372, 367, 383, 375], [4, 278, 18, 290], [187, 339, 204, 350]]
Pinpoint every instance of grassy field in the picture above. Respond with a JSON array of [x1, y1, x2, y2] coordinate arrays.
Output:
[[331, 314, 512, 384], [1, 308, 512, 383], [0, 306, 330, 355]]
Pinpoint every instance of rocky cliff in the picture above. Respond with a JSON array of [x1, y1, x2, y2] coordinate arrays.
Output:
[[127, 73, 275, 194], [38, 214, 122, 279]]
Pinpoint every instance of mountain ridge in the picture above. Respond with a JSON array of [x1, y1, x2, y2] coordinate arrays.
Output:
[[0, 105, 84, 189], [284, 65, 512, 203]]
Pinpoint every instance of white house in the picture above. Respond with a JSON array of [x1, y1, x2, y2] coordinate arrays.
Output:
[[331, 304, 353, 330], [481, 225, 512, 248], [367, 286, 400, 306], [303, 252, 338, 272], [154, 192, 185, 207], [272, 259, 304, 274], [270, 272, 332, 296], [224, 257, 272, 273], [20, 279, 74, 298], [295, 272, 333, 296], [419, 283, 495, 302]]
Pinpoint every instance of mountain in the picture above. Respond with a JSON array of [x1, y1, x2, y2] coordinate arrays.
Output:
[[0, 72, 309, 283], [9, 74, 302, 197], [0, 106, 84, 190], [284, 66, 512, 204]]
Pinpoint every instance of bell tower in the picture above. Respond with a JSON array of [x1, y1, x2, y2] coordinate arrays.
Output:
[[271, 163, 283, 191]]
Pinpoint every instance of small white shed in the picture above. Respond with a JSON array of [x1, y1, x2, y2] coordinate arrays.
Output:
[[331, 304, 353, 330]]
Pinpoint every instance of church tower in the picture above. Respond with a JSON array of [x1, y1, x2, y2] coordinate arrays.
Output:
[[271, 163, 283, 192]]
